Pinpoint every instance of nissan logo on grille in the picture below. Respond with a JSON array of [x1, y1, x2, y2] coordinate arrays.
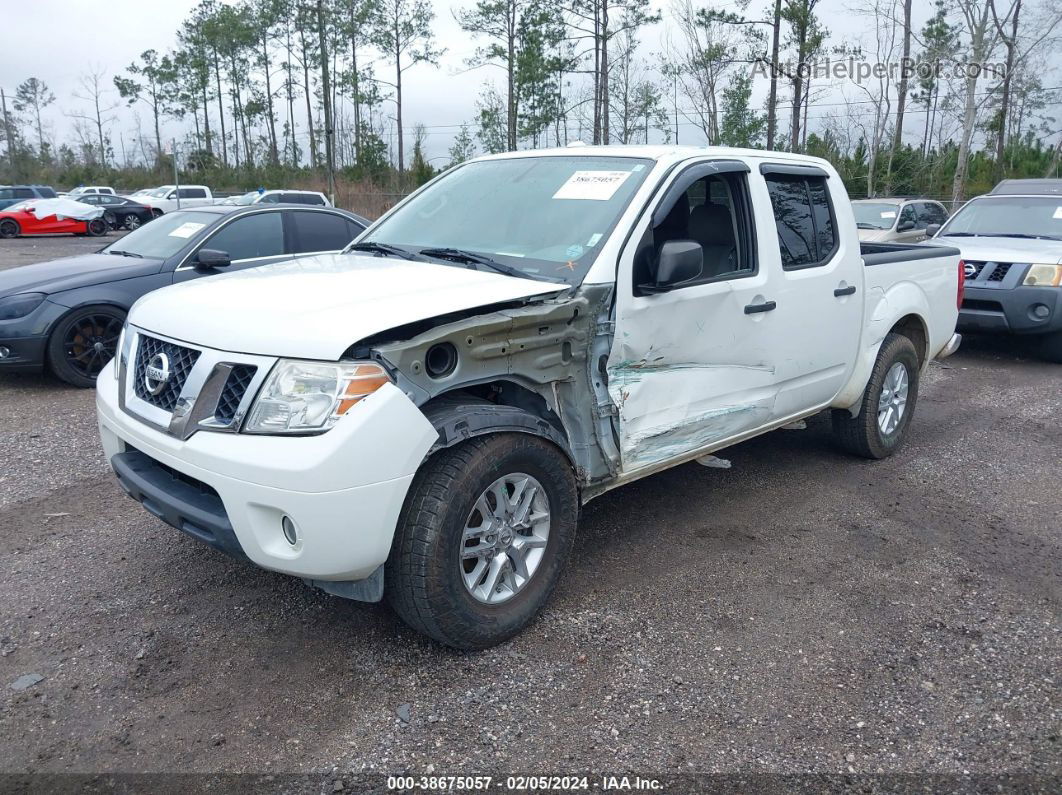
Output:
[[963, 262, 978, 278], [144, 352, 171, 396]]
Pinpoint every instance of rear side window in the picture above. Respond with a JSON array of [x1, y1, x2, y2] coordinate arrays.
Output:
[[37, 187, 57, 198], [258, 193, 280, 203], [283, 192, 325, 205], [178, 187, 207, 199], [204, 212, 285, 261], [289, 210, 357, 253], [919, 202, 947, 226], [764, 174, 837, 269], [13, 188, 34, 199]]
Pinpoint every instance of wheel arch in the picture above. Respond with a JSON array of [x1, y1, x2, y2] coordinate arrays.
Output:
[[419, 381, 577, 471]]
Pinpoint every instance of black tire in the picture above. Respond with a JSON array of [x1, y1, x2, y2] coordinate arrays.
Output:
[[1035, 330, 1062, 363], [46, 305, 126, 388], [0, 219, 19, 238], [86, 218, 108, 237], [831, 332, 920, 459], [386, 433, 578, 650], [124, 213, 143, 231], [150, 208, 164, 219]]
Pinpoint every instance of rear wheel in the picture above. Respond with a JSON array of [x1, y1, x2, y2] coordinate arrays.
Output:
[[0, 219, 19, 238], [124, 213, 142, 231], [386, 433, 578, 650], [47, 305, 126, 388], [86, 218, 108, 237], [832, 332, 920, 459], [150, 208, 164, 219]]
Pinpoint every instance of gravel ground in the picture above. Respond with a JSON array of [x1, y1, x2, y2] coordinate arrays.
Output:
[[0, 240, 1059, 789], [0, 232, 127, 273]]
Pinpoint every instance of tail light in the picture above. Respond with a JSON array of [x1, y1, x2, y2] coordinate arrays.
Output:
[[957, 259, 965, 310]]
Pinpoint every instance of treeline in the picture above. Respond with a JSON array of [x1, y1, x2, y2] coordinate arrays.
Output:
[[1, 0, 1061, 209]]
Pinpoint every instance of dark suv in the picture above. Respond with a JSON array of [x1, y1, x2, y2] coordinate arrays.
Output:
[[0, 185, 58, 211]]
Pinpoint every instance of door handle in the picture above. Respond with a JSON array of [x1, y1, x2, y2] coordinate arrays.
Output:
[[834, 285, 857, 297], [744, 300, 777, 314]]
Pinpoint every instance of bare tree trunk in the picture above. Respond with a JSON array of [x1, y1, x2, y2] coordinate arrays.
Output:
[[263, 33, 280, 165], [993, 0, 1020, 182], [766, 0, 782, 149], [317, 0, 335, 196], [886, 0, 913, 191], [212, 47, 227, 167], [395, 44, 404, 171], [600, 2, 610, 145], [507, 2, 517, 150]]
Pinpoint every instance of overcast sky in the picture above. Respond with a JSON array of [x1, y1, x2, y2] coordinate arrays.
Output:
[[1, 0, 1057, 163]]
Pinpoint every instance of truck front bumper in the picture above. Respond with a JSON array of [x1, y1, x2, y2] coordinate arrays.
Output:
[[959, 284, 1062, 336], [96, 362, 438, 585]]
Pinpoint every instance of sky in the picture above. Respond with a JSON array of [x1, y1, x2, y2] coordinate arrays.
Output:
[[1, 0, 1057, 165]]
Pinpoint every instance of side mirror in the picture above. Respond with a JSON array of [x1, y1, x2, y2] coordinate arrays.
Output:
[[925, 223, 941, 237], [195, 248, 232, 269], [896, 220, 915, 232], [642, 240, 703, 293]]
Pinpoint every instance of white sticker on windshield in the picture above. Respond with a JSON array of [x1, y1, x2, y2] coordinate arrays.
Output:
[[587, 233, 603, 247], [881, 211, 897, 219], [168, 222, 206, 238], [1053, 206, 1062, 219], [553, 171, 631, 201]]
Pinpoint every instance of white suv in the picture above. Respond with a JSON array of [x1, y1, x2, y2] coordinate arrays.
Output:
[[219, 189, 331, 207]]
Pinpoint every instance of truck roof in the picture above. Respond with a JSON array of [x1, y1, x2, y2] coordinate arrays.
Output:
[[474, 144, 832, 169], [990, 178, 1062, 195]]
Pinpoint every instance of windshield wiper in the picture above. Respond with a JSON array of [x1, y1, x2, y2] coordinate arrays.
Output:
[[939, 232, 981, 237], [418, 247, 564, 283], [346, 241, 419, 260], [987, 232, 1062, 241], [107, 249, 144, 258]]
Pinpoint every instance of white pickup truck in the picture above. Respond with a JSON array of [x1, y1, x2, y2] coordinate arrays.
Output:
[[96, 146, 962, 649], [137, 185, 215, 215]]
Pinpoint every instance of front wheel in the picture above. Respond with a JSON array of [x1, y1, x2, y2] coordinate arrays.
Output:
[[0, 219, 19, 238], [47, 305, 126, 388], [831, 332, 920, 459], [386, 433, 578, 650]]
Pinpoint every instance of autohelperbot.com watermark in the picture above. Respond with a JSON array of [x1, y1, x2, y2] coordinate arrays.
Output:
[[753, 56, 1006, 83]]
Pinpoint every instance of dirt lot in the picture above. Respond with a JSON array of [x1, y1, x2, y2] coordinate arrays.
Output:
[[0, 237, 1059, 789], [0, 232, 128, 273]]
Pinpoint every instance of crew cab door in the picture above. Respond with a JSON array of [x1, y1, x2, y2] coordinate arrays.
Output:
[[607, 159, 784, 473], [606, 159, 862, 474], [758, 163, 862, 417]]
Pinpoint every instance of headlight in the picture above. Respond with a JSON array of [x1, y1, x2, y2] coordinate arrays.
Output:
[[0, 292, 46, 321], [1023, 264, 1062, 287], [243, 359, 392, 434]]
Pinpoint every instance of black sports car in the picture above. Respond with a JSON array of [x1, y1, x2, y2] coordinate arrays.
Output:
[[73, 193, 157, 230], [0, 204, 368, 387]]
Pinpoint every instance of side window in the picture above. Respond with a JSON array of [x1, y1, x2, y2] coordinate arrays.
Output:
[[898, 204, 919, 229], [179, 187, 207, 199], [764, 174, 837, 269], [13, 188, 34, 199], [290, 210, 357, 253], [258, 193, 280, 203], [924, 203, 947, 225], [203, 212, 285, 261], [285, 193, 325, 205], [37, 187, 57, 198], [634, 167, 755, 292]]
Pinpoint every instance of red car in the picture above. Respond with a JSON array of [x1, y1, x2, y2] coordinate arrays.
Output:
[[0, 203, 109, 238]]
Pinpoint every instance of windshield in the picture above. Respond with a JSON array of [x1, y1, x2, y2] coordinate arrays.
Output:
[[852, 202, 900, 229], [228, 191, 259, 205], [101, 210, 216, 259], [940, 196, 1062, 240], [146, 187, 171, 198], [360, 156, 653, 284]]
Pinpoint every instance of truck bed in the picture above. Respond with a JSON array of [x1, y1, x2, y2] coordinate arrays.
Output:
[[860, 241, 961, 266]]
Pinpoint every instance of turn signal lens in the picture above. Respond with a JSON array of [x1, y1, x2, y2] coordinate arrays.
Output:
[[336, 364, 392, 415], [1022, 264, 1062, 287]]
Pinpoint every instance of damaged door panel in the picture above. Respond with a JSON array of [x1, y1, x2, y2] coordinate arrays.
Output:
[[367, 283, 622, 490]]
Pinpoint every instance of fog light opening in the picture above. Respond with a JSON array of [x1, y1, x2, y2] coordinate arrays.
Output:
[[281, 516, 299, 546], [1031, 303, 1050, 320]]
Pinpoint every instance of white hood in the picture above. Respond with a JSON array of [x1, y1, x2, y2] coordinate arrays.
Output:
[[931, 235, 1062, 265], [130, 253, 564, 359]]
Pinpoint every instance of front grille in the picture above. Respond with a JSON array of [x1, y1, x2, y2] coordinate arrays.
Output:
[[214, 365, 257, 425], [132, 335, 200, 411], [964, 261, 986, 280], [986, 262, 1012, 282]]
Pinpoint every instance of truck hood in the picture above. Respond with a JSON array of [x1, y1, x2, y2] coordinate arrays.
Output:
[[0, 253, 165, 297], [857, 228, 896, 242], [130, 253, 565, 359], [931, 235, 1062, 264]]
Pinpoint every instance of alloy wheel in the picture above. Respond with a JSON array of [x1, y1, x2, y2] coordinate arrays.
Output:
[[877, 361, 909, 436], [63, 313, 123, 379]]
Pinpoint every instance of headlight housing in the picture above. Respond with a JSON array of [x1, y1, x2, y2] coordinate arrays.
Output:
[[0, 292, 47, 321], [1023, 264, 1062, 287], [243, 359, 392, 434]]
